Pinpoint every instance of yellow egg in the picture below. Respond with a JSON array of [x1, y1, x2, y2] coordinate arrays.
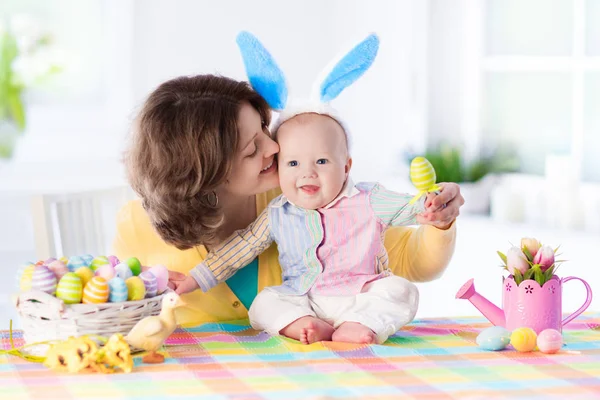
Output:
[[75, 266, 94, 288], [510, 327, 537, 352], [125, 276, 146, 301], [82, 276, 109, 304], [410, 156, 438, 192], [19, 264, 36, 291]]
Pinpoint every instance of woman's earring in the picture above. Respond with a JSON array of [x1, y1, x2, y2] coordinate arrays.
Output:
[[206, 191, 219, 207]]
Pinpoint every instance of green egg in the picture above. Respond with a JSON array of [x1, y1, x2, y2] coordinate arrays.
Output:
[[89, 256, 109, 272], [56, 272, 83, 304], [125, 257, 142, 276]]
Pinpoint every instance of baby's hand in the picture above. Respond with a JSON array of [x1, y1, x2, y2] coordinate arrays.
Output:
[[172, 275, 200, 295]]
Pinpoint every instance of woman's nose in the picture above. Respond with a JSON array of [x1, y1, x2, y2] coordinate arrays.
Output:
[[263, 135, 279, 157]]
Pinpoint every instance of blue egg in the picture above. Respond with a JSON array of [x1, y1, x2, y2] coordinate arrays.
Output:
[[108, 277, 129, 302], [476, 326, 511, 351], [81, 254, 94, 267], [67, 256, 86, 272]]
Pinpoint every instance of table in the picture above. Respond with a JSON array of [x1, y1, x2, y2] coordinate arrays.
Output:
[[2, 315, 600, 399]]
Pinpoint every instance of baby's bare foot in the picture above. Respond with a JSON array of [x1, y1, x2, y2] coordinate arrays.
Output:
[[332, 322, 377, 344], [300, 319, 335, 344]]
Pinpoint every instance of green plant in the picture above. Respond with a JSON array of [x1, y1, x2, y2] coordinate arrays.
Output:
[[0, 30, 24, 130], [415, 144, 519, 183]]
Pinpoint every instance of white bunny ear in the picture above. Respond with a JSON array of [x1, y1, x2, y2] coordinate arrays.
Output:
[[317, 33, 380, 103], [236, 31, 288, 110]]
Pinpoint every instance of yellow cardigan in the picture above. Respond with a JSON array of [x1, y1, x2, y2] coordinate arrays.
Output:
[[112, 188, 456, 327]]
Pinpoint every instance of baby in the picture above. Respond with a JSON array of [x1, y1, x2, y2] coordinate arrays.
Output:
[[178, 110, 430, 344]]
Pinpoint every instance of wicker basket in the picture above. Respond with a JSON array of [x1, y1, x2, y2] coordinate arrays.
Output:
[[16, 290, 166, 353]]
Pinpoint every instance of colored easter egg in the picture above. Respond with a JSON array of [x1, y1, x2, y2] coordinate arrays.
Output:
[[476, 326, 511, 351], [82, 276, 109, 304], [410, 156, 437, 191], [30, 266, 58, 295], [139, 271, 158, 298], [75, 266, 95, 288], [537, 329, 563, 354], [510, 327, 537, 352], [114, 263, 133, 280], [19, 264, 36, 291], [125, 257, 142, 276], [16, 262, 35, 290], [59, 256, 68, 264], [108, 277, 128, 303], [89, 256, 109, 272], [67, 256, 87, 272], [107, 255, 120, 267], [148, 265, 169, 294], [45, 257, 57, 264], [56, 273, 83, 304], [95, 263, 116, 281], [35, 260, 45, 266], [81, 254, 94, 267], [47, 260, 69, 281], [125, 276, 146, 301]]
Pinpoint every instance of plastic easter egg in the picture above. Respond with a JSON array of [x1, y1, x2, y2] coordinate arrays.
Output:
[[125, 257, 142, 276], [67, 256, 87, 272], [148, 265, 169, 294], [139, 271, 158, 298], [59, 256, 68, 264], [47, 260, 69, 281], [107, 255, 120, 267], [19, 264, 36, 291], [16, 262, 35, 290], [75, 266, 94, 288], [410, 156, 437, 191], [476, 326, 511, 351], [108, 277, 129, 302], [81, 254, 94, 267], [125, 276, 146, 301], [35, 260, 45, 266], [95, 263, 116, 281], [45, 257, 57, 264], [56, 273, 83, 304], [114, 263, 133, 280], [537, 329, 563, 354], [89, 256, 109, 272], [30, 266, 58, 295], [510, 327, 537, 352], [82, 276, 109, 304]]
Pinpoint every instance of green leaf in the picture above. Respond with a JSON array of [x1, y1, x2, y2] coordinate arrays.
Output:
[[534, 266, 544, 286], [522, 247, 533, 262], [7, 88, 25, 131], [497, 251, 507, 265], [523, 268, 535, 281], [514, 269, 523, 286]]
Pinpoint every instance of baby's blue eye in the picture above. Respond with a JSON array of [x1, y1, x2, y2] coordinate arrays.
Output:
[[316, 159, 328, 165], [288, 160, 298, 167]]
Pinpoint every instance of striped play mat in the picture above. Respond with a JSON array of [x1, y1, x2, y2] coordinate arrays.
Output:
[[2, 314, 600, 399]]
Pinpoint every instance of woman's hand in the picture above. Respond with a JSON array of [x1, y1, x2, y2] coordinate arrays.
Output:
[[416, 182, 464, 230]]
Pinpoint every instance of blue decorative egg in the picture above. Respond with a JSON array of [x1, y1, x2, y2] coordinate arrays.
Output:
[[108, 277, 128, 303], [114, 263, 133, 280], [476, 326, 511, 351], [67, 256, 87, 272], [81, 254, 94, 267]]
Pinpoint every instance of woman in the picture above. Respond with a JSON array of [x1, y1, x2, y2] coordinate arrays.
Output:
[[113, 74, 464, 327]]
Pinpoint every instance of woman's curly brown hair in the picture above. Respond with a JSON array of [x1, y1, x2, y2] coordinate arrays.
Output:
[[126, 75, 271, 250]]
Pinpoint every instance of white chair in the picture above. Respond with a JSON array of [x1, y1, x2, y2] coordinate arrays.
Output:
[[31, 186, 137, 260]]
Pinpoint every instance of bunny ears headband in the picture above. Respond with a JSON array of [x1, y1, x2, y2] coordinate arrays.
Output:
[[235, 31, 380, 138]]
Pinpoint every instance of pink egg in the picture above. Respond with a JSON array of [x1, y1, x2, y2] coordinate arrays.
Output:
[[148, 265, 169, 294], [95, 263, 116, 281], [107, 255, 120, 267], [47, 260, 69, 281], [30, 266, 58, 295], [537, 329, 563, 354]]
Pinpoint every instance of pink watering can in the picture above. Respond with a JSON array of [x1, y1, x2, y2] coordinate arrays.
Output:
[[456, 276, 593, 333]]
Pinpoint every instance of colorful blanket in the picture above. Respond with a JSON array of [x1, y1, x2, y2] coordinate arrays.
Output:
[[2, 315, 600, 399]]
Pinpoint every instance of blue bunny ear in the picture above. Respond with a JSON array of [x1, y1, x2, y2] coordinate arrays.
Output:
[[319, 33, 380, 103], [236, 31, 288, 110]]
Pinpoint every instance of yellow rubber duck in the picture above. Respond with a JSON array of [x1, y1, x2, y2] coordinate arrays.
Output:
[[409, 156, 441, 204], [125, 292, 186, 363]]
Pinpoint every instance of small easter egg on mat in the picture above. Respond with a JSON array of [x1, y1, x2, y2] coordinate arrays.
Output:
[[537, 329, 563, 354], [47, 259, 69, 281], [67, 256, 87, 272], [511, 327, 537, 352], [75, 266, 95, 288], [139, 271, 158, 298], [89, 256, 109, 272], [56, 273, 83, 304], [107, 255, 120, 267], [148, 265, 169, 294], [476, 326, 511, 351], [31, 266, 58, 295], [108, 277, 128, 302], [125, 276, 146, 301], [95, 263, 116, 281], [114, 263, 133, 280], [82, 276, 109, 304], [125, 257, 142, 276]]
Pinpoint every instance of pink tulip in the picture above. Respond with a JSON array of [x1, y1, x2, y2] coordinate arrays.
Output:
[[520, 237, 541, 259], [506, 246, 529, 275], [533, 245, 555, 272]]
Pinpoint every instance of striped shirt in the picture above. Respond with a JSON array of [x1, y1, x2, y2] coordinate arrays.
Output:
[[191, 179, 425, 296]]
